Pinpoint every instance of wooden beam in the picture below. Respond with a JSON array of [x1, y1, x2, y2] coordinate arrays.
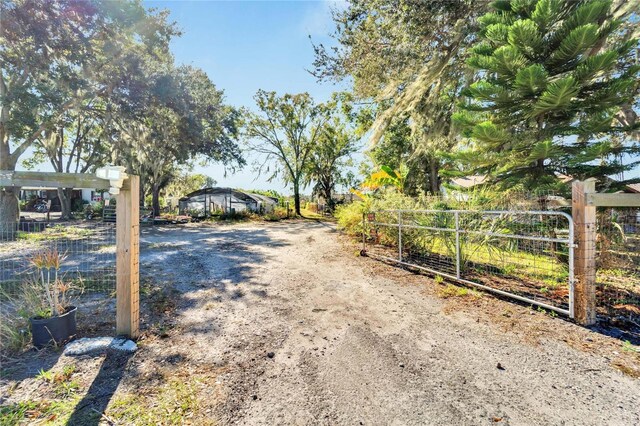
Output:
[[586, 193, 640, 207], [572, 179, 597, 326], [0, 171, 110, 189], [116, 175, 140, 338]]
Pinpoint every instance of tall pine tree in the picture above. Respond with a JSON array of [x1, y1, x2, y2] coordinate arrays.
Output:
[[451, 0, 639, 193]]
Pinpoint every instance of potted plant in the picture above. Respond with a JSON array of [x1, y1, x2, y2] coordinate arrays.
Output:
[[27, 249, 78, 348]]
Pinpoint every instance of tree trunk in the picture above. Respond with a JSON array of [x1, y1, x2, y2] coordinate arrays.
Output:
[[429, 160, 440, 195], [152, 184, 161, 217], [322, 179, 334, 212], [0, 188, 20, 239], [57, 188, 73, 220], [293, 183, 301, 216], [0, 137, 20, 230]]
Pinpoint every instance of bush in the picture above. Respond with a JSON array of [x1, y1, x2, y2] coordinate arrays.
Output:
[[263, 206, 289, 221], [334, 202, 365, 235], [71, 198, 88, 212], [89, 201, 104, 217]]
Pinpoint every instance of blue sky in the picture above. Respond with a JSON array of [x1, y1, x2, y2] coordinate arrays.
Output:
[[145, 0, 350, 194]]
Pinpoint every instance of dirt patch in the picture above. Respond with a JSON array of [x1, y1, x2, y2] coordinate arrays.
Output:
[[1, 220, 639, 425]]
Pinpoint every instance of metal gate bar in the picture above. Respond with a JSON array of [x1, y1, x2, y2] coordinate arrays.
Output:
[[363, 209, 575, 318]]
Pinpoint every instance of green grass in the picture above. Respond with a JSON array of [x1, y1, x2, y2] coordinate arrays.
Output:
[[300, 208, 327, 220], [377, 225, 570, 286], [0, 396, 84, 426], [16, 225, 96, 242], [107, 378, 211, 425], [1, 364, 82, 426]]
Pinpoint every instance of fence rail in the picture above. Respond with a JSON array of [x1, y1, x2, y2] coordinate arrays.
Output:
[[363, 209, 575, 317]]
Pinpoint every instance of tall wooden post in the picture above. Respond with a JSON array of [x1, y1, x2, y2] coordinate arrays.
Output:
[[116, 175, 140, 338], [572, 179, 597, 325]]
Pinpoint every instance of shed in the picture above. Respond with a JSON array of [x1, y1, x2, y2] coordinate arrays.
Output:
[[246, 193, 278, 213], [178, 188, 260, 217]]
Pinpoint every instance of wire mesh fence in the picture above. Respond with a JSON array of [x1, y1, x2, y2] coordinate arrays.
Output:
[[363, 210, 574, 316], [0, 221, 116, 297], [596, 208, 640, 324]]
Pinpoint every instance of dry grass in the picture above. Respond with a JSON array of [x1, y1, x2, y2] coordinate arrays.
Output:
[[438, 283, 482, 299]]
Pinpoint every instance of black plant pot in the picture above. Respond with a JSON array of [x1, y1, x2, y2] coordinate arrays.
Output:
[[30, 306, 77, 348]]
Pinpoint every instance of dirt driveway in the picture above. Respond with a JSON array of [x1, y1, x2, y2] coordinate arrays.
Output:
[[2, 220, 639, 425]]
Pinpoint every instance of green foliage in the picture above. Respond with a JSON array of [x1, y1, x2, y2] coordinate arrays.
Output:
[[335, 202, 366, 236], [164, 173, 217, 199], [454, 0, 640, 192], [363, 165, 408, 192], [305, 97, 359, 211], [1, 0, 243, 221], [244, 90, 331, 215], [312, 1, 486, 195]]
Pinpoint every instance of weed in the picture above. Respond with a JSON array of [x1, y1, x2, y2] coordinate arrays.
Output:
[[55, 380, 80, 398], [434, 275, 444, 284], [622, 340, 637, 353], [502, 264, 516, 276], [438, 284, 481, 299], [535, 306, 558, 318], [61, 364, 76, 379], [36, 364, 79, 398], [36, 368, 54, 382]]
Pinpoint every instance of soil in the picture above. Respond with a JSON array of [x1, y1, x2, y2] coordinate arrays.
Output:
[[1, 220, 639, 425]]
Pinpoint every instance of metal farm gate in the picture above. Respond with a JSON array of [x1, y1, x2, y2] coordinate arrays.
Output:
[[362, 210, 575, 317]]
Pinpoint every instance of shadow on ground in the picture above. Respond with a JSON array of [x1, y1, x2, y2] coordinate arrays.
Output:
[[66, 350, 134, 425]]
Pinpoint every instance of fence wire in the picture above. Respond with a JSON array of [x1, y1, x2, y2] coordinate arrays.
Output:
[[0, 221, 116, 296], [363, 210, 574, 316], [596, 208, 640, 324]]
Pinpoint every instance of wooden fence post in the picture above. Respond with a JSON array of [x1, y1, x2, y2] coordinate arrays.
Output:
[[116, 175, 140, 338], [572, 179, 597, 325]]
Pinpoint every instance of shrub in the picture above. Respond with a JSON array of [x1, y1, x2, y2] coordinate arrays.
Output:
[[0, 277, 50, 353], [334, 202, 365, 235], [71, 198, 87, 213]]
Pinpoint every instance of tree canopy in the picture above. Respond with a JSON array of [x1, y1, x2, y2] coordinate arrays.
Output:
[[244, 90, 330, 215], [451, 0, 640, 193], [1, 0, 243, 222]]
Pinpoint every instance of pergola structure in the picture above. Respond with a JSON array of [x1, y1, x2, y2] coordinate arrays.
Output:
[[0, 169, 140, 338]]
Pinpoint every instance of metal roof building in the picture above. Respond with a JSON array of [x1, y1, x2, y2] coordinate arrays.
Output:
[[178, 188, 277, 217]]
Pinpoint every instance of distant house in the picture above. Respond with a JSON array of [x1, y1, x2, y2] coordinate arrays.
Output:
[[625, 183, 640, 194], [19, 187, 108, 212], [442, 174, 640, 212], [444, 174, 640, 197], [440, 175, 488, 202]]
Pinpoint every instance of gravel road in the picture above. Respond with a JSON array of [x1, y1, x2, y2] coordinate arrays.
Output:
[[137, 220, 639, 426]]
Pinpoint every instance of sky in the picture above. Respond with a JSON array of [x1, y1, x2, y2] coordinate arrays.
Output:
[[144, 0, 350, 195]]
